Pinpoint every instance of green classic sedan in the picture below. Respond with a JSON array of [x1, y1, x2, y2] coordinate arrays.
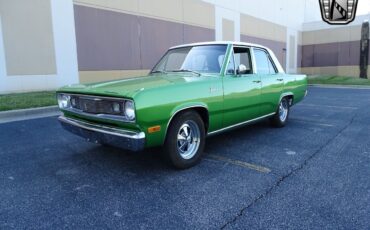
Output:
[[57, 42, 307, 169]]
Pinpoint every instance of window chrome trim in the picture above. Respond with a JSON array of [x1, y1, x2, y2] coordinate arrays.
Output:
[[58, 93, 136, 123], [152, 44, 228, 75], [226, 45, 256, 75], [233, 45, 254, 74], [225, 47, 236, 75]]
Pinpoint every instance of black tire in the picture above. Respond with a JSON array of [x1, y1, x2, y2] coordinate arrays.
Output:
[[270, 97, 290, 128], [163, 110, 206, 169]]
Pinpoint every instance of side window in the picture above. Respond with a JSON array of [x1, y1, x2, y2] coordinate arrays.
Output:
[[254, 49, 277, 74], [234, 47, 253, 74]]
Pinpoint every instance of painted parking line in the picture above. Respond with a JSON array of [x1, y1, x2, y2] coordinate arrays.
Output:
[[297, 103, 358, 110], [290, 118, 335, 127], [206, 154, 271, 173]]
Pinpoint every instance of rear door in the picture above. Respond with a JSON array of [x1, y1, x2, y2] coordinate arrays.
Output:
[[253, 48, 284, 115], [222, 46, 262, 127]]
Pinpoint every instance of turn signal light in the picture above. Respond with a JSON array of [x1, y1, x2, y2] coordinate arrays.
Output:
[[148, 125, 161, 133]]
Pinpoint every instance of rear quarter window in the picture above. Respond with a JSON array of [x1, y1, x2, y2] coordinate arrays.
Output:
[[254, 49, 277, 74]]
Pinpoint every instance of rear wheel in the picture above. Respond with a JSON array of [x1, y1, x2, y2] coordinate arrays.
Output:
[[164, 111, 205, 169], [271, 97, 290, 127]]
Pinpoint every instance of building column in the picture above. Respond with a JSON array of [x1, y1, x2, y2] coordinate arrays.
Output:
[[286, 28, 298, 73], [51, 0, 79, 88], [215, 6, 240, 41]]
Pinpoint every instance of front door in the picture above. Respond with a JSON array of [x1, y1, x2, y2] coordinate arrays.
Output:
[[222, 46, 262, 128], [253, 48, 284, 115]]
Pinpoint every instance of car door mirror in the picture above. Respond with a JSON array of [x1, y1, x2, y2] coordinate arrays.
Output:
[[236, 64, 250, 75]]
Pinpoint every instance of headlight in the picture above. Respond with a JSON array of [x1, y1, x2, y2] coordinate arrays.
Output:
[[112, 102, 121, 114], [124, 100, 135, 121], [57, 94, 71, 109]]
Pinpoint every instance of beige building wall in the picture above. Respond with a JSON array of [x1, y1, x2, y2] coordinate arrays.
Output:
[[240, 14, 287, 43], [239, 13, 288, 70], [300, 23, 367, 77], [73, 0, 215, 29], [0, 0, 56, 75], [298, 66, 370, 78], [1, 0, 367, 93], [301, 25, 362, 45], [73, 0, 216, 83]]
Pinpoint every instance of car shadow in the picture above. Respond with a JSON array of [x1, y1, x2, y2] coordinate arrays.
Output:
[[59, 119, 272, 174], [204, 119, 271, 154]]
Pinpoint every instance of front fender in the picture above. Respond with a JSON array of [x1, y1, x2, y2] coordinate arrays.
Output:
[[135, 102, 209, 147], [133, 76, 222, 147]]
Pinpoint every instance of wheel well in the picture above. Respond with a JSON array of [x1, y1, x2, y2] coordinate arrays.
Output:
[[169, 107, 209, 132], [192, 107, 209, 132], [284, 95, 294, 106]]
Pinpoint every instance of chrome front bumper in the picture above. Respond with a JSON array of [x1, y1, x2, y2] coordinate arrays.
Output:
[[58, 116, 145, 151]]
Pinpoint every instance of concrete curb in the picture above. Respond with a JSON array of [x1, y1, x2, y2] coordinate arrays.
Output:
[[0, 106, 61, 124], [309, 84, 370, 89]]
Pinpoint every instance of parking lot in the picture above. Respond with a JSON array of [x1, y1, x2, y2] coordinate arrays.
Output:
[[1, 86, 370, 229]]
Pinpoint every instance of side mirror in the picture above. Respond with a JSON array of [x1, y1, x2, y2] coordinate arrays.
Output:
[[237, 64, 250, 75]]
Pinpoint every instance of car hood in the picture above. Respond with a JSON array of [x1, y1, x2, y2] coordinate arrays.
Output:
[[58, 74, 211, 98]]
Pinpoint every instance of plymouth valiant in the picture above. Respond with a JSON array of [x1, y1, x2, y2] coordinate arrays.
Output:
[[57, 42, 307, 169]]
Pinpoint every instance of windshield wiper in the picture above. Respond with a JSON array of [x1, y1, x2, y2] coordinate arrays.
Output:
[[150, 70, 167, 74], [169, 69, 201, 76]]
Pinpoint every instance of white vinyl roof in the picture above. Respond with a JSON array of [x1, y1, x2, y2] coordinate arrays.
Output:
[[170, 41, 269, 50]]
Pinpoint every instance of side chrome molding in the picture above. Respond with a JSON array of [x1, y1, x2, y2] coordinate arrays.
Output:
[[207, 112, 276, 136]]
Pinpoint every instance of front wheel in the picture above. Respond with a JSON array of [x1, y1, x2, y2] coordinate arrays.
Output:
[[164, 111, 205, 169], [270, 97, 290, 128]]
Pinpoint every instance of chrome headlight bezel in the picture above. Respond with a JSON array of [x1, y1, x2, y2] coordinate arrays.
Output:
[[57, 94, 71, 109], [124, 100, 136, 121]]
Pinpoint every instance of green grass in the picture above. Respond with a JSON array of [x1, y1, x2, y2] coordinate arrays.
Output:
[[0, 91, 57, 112], [308, 75, 370, 86]]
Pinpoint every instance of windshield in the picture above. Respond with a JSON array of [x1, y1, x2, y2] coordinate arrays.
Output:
[[151, 45, 227, 74]]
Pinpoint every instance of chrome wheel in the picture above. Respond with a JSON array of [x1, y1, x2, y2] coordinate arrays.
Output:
[[177, 120, 201, 160], [279, 99, 289, 122]]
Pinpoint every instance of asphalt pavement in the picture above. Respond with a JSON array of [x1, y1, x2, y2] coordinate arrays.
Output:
[[0, 86, 369, 229]]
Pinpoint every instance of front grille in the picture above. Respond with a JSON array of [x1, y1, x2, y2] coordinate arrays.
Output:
[[70, 95, 123, 116]]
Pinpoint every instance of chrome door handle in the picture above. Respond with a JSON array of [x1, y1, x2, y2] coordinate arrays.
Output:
[[253, 80, 261, 83], [276, 78, 284, 81]]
